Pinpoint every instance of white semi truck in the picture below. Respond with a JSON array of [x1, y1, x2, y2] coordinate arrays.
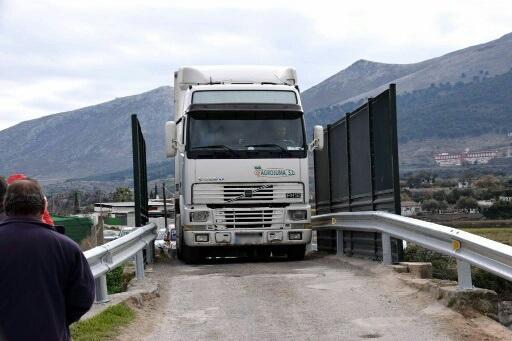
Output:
[[165, 66, 324, 263]]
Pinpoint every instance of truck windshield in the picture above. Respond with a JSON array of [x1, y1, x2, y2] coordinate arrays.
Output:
[[187, 111, 306, 159]]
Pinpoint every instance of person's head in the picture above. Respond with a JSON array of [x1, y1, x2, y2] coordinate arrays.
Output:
[[0, 177, 7, 213], [4, 179, 45, 218]]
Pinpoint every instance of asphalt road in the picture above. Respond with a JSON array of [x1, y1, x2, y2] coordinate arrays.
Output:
[[117, 254, 509, 341]]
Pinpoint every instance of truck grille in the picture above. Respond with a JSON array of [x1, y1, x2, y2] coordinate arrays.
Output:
[[193, 183, 303, 204], [214, 208, 284, 229]]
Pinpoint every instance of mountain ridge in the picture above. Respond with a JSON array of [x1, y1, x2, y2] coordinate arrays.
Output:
[[2, 32, 512, 180], [302, 32, 512, 111]]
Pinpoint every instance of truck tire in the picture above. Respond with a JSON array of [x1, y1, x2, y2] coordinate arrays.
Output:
[[176, 214, 183, 260], [182, 243, 202, 264], [287, 245, 306, 261], [255, 247, 271, 260]]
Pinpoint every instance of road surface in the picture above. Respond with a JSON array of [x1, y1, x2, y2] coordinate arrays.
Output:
[[116, 254, 509, 340]]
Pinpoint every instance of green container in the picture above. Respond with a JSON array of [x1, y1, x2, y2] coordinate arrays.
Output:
[[104, 216, 124, 226], [52, 215, 93, 244]]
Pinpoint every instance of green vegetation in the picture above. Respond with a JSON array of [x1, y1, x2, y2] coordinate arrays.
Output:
[[112, 187, 133, 202], [106, 265, 134, 294], [70, 303, 135, 341], [461, 227, 512, 246], [482, 201, 512, 219]]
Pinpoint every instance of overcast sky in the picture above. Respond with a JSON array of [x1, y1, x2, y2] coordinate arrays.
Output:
[[1, 0, 511, 131]]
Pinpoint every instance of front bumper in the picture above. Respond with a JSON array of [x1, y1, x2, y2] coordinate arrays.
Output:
[[183, 229, 312, 247]]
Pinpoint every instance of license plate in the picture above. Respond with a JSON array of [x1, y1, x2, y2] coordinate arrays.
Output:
[[235, 232, 263, 245]]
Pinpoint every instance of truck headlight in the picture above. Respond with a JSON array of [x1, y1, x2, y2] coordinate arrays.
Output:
[[289, 231, 303, 240], [190, 211, 209, 222], [289, 210, 307, 221], [195, 234, 209, 242]]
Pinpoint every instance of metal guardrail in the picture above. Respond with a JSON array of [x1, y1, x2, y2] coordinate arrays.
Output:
[[84, 223, 158, 302], [312, 211, 512, 289]]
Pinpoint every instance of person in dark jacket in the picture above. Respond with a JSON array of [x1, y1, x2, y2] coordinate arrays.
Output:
[[0, 179, 95, 341], [0, 176, 6, 222]]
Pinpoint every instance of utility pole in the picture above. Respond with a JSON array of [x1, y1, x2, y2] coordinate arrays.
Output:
[[73, 191, 80, 214], [162, 182, 168, 229]]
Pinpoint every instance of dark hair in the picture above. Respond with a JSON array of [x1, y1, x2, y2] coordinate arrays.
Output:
[[0, 177, 7, 212], [4, 179, 45, 217]]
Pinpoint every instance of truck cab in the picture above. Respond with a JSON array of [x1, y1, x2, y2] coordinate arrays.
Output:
[[165, 66, 323, 263]]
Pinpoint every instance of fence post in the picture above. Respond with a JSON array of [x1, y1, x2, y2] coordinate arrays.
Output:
[[135, 250, 145, 280], [336, 229, 344, 256], [94, 275, 108, 303], [381, 232, 392, 265], [146, 242, 154, 264], [456, 259, 473, 289]]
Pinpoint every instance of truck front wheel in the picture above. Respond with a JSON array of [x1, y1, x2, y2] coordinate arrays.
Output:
[[182, 243, 202, 264], [176, 214, 183, 260], [287, 245, 306, 261]]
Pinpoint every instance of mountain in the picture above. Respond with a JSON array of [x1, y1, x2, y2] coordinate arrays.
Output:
[[0, 86, 173, 179], [306, 67, 512, 142], [302, 32, 512, 112], [2, 32, 512, 181]]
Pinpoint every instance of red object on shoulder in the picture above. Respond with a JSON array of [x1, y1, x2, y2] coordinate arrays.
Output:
[[42, 210, 55, 225], [6, 173, 55, 226], [6, 173, 27, 184]]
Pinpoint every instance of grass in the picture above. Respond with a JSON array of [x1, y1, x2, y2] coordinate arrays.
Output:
[[460, 227, 512, 245], [70, 303, 135, 341], [106, 265, 135, 294]]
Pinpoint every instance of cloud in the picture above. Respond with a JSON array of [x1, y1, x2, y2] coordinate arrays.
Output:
[[0, 0, 511, 130]]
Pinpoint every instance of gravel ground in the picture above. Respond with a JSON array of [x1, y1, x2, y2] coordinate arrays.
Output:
[[116, 254, 511, 341]]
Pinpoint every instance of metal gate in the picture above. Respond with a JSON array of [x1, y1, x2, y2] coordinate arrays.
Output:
[[131, 114, 149, 227], [314, 84, 402, 261]]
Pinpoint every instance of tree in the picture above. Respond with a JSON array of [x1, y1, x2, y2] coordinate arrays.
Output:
[[446, 189, 460, 204], [474, 175, 500, 191], [474, 189, 493, 200], [455, 196, 478, 211], [432, 190, 446, 202], [438, 201, 448, 212], [411, 190, 432, 203], [421, 199, 440, 213], [112, 187, 133, 202]]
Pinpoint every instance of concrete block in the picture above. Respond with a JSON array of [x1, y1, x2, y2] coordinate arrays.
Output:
[[399, 262, 433, 279], [440, 286, 498, 319], [391, 264, 409, 273], [498, 301, 512, 328]]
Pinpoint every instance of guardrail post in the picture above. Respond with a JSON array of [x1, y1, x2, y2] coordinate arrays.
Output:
[[146, 241, 154, 264], [135, 250, 145, 280], [456, 259, 473, 289], [336, 230, 344, 256], [94, 275, 108, 303], [381, 232, 392, 265]]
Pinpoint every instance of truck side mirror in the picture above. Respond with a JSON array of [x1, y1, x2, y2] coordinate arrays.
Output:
[[165, 121, 177, 157], [310, 125, 324, 151]]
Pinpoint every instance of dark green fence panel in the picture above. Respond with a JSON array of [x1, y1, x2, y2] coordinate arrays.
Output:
[[314, 84, 402, 262]]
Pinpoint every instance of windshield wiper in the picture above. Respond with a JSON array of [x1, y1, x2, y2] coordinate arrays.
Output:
[[244, 144, 291, 154], [191, 144, 237, 155]]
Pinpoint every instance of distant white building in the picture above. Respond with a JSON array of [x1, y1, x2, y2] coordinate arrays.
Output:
[[477, 200, 494, 209], [93, 199, 174, 228], [401, 201, 422, 216], [434, 150, 497, 167]]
